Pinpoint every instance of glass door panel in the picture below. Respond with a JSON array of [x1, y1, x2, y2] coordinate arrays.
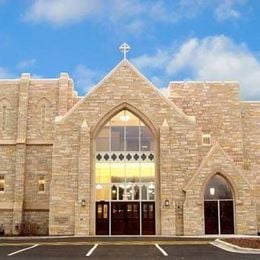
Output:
[[204, 201, 218, 234], [220, 201, 234, 234], [142, 202, 155, 235], [96, 202, 109, 235], [111, 202, 140, 235]]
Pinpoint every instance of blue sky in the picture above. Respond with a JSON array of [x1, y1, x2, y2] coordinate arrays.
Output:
[[0, 0, 260, 100]]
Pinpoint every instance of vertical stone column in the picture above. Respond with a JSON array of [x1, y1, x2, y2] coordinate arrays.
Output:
[[74, 120, 91, 235], [58, 73, 69, 116], [12, 73, 29, 234], [160, 118, 175, 235]]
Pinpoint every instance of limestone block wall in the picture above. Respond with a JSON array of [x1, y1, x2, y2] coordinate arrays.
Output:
[[241, 102, 260, 232], [0, 211, 13, 235], [183, 143, 257, 235], [22, 211, 49, 235], [27, 80, 59, 141], [0, 145, 16, 234], [169, 81, 244, 166], [50, 60, 199, 236], [49, 124, 80, 235], [0, 73, 76, 235], [24, 145, 52, 210], [0, 80, 19, 140]]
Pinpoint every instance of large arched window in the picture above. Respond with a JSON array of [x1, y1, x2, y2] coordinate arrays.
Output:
[[204, 174, 234, 234], [95, 109, 156, 236], [95, 110, 155, 201]]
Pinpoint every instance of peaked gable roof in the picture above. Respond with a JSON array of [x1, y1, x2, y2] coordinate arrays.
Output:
[[183, 141, 251, 191], [56, 59, 195, 125]]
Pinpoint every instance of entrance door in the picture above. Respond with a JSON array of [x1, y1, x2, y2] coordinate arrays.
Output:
[[204, 201, 218, 234], [204, 200, 234, 234], [220, 201, 234, 234], [204, 174, 234, 234], [142, 202, 155, 235], [96, 202, 109, 235], [111, 202, 140, 235]]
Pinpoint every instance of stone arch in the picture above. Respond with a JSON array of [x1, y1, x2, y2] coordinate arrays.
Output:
[[0, 97, 12, 131], [35, 97, 52, 131], [35, 97, 52, 108], [91, 102, 158, 236], [200, 169, 237, 201], [92, 102, 158, 140], [0, 97, 12, 108], [203, 172, 235, 234]]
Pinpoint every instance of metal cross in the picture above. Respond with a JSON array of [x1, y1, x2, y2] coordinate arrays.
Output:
[[119, 42, 131, 60]]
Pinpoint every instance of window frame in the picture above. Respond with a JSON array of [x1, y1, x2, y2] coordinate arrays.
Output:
[[202, 131, 211, 146], [0, 175, 5, 193], [38, 175, 46, 193]]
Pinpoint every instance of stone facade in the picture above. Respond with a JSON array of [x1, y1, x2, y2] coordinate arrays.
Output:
[[0, 59, 259, 236]]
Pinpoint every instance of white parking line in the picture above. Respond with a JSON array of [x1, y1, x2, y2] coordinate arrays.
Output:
[[8, 244, 39, 256], [86, 244, 99, 257], [155, 243, 168, 256]]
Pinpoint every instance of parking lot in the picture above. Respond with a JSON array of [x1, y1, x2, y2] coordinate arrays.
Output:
[[0, 242, 259, 260]]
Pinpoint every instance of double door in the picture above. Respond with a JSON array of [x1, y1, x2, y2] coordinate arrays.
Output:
[[204, 200, 234, 234], [96, 201, 155, 235]]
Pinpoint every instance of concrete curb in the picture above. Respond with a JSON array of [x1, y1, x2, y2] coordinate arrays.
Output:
[[210, 239, 260, 254]]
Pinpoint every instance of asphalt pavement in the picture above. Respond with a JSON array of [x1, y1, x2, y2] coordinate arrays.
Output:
[[0, 242, 259, 259]]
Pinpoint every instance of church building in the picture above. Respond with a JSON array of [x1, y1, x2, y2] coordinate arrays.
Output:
[[0, 46, 259, 236]]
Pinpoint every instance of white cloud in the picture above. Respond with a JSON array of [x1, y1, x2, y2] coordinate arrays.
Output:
[[132, 35, 260, 100], [17, 58, 36, 70], [23, 0, 247, 28], [23, 0, 143, 26], [215, 0, 243, 21], [178, 0, 245, 22], [23, 0, 100, 25], [73, 64, 102, 94], [132, 49, 170, 71], [125, 20, 145, 36]]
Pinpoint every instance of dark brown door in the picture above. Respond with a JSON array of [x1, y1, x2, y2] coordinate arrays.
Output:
[[96, 202, 109, 235], [204, 201, 218, 234], [220, 201, 234, 234], [142, 202, 155, 235], [204, 200, 234, 234], [111, 202, 140, 235]]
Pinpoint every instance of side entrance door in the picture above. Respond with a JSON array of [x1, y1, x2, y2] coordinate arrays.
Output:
[[142, 202, 155, 235], [96, 201, 109, 235], [204, 200, 234, 234]]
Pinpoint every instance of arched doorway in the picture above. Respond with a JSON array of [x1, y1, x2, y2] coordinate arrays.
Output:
[[204, 174, 234, 234], [95, 109, 156, 235]]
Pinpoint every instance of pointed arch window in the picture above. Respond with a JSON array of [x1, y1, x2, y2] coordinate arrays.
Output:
[[95, 109, 155, 201], [40, 104, 46, 130], [0, 98, 11, 131], [36, 98, 51, 132], [204, 174, 234, 234], [2, 105, 7, 131]]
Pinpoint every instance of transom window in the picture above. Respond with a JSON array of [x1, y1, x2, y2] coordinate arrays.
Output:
[[204, 174, 233, 200], [95, 110, 155, 201]]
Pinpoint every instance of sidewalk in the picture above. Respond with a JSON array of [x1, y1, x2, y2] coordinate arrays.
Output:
[[211, 239, 260, 254]]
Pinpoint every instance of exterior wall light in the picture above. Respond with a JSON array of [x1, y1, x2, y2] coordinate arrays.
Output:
[[210, 188, 215, 196], [81, 199, 86, 207], [164, 199, 170, 207]]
